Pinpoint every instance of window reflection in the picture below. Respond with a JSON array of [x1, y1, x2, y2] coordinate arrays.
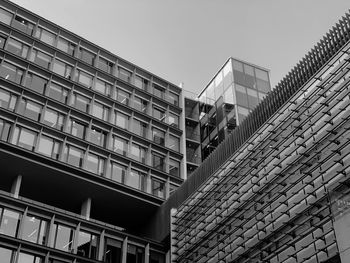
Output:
[[21, 214, 48, 245], [77, 230, 99, 259], [53, 223, 74, 252], [0, 208, 21, 237], [18, 252, 43, 263], [108, 162, 126, 183], [0, 246, 13, 262], [6, 38, 29, 58], [0, 61, 24, 84]]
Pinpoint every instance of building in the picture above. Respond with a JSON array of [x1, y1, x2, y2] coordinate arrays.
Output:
[[0, 0, 186, 262], [184, 58, 271, 175], [171, 10, 350, 263]]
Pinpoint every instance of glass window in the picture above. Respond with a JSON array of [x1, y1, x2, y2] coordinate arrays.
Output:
[[153, 84, 164, 99], [167, 92, 179, 106], [0, 246, 13, 262], [75, 69, 93, 87], [237, 106, 249, 123], [150, 251, 165, 263], [18, 98, 42, 121], [0, 119, 12, 141], [42, 108, 64, 130], [52, 59, 72, 79], [152, 128, 165, 146], [37, 135, 60, 159], [126, 170, 146, 192], [169, 159, 180, 177], [0, 61, 24, 84], [214, 72, 223, 100], [85, 152, 105, 176], [118, 67, 131, 82], [130, 143, 146, 163], [247, 87, 259, 109], [68, 119, 86, 139], [12, 15, 34, 34], [116, 88, 130, 105], [133, 119, 147, 138], [233, 60, 243, 72], [0, 36, 5, 49], [108, 162, 126, 183], [79, 48, 95, 65], [94, 78, 111, 97], [11, 126, 37, 151], [235, 84, 248, 108], [71, 92, 90, 112], [64, 144, 84, 168], [21, 214, 48, 245], [90, 127, 107, 147], [152, 178, 165, 199], [57, 37, 75, 56], [47, 82, 68, 103], [127, 244, 144, 263], [112, 136, 128, 156], [98, 57, 113, 74], [133, 97, 147, 113], [115, 111, 129, 129], [6, 38, 29, 58], [134, 75, 148, 90], [0, 8, 13, 25], [223, 61, 233, 89], [0, 88, 17, 111], [152, 152, 165, 172], [223, 85, 234, 105], [35, 27, 55, 45], [104, 238, 122, 263], [92, 101, 109, 121], [17, 252, 43, 263], [25, 72, 48, 94], [77, 230, 99, 259], [53, 223, 74, 252], [153, 107, 165, 122], [29, 49, 51, 69], [168, 135, 180, 152], [168, 112, 179, 128], [0, 208, 21, 237]]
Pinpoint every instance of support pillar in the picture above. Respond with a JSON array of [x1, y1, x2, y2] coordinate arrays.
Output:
[[11, 175, 22, 198], [81, 198, 91, 220]]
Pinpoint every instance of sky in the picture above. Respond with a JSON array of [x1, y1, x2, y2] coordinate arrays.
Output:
[[10, 0, 350, 97]]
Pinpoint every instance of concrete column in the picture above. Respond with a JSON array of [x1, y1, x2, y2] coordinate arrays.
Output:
[[47, 215, 56, 248], [145, 243, 150, 263], [98, 230, 105, 261], [122, 236, 128, 263], [81, 198, 91, 220], [11, 175, 22, 198]]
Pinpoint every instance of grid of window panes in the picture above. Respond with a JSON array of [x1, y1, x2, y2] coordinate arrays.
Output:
[[0, 201, 166, 263], [0, 4, 183, 200]]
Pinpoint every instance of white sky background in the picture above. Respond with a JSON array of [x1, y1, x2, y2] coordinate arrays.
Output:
[[10, 0, 350, 96]]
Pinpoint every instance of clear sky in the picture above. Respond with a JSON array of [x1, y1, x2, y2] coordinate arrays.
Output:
[[10, 0, 350, 96]]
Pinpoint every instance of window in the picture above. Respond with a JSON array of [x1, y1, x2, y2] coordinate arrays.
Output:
[[6, 38, 29, 58], [37, 135, 61, 159], [79, 47, 95, 65], [52, 223, 74, 252], [85, 152, 105, 176], [17, 252, 43, 263], [47, 82, 69, 103], [169, 159, 180, 177], [118, 67, 131, 82], [92, 101, 109, 121], [133, 119, 147, 138], [168, 135, 180, 152], [52, 59, 72, 78], [0, 61, 24, 84], [12, 15, 34, 35], [130, 143, 146, 163], [29, 49, 52, 69], [0, 119, 12, 141], [104, 238, 122, 263], [247, 87, 258, 109], [109, 162, 126, 183], [0, 246, 13, 262], [98, 57, 113, 74], [64, 144, 84, 168], [11, 126, 37, 151], [153, 84, 164, 99], [77, 230, 99, 259], [57, 37, 75, 56], [90, 127, 107, 147], [150, 251, 165, 263], [0, 8, 13, 25], [75, 69, 93, 87], [21, 214, 48, 245], [167, 92, 179, 106], [152, 152, 165, 171], [126, 170, 146, 192], [237, 106, 249, 122], [115, 111, 129, 129], [0, 36, 5, 49], [153, 107, 165, 122], [134, 75, 148, 90], [116, 88, 130, 105], [168, 112, 179, 128], [18, 98, 42, 121], [68, 119, 86, 139], [0, 208, 21, 237], [42, 108, 65, 130], [34, 27, 55, 45], [127, 244, 144, 263], [71, 92, 90, 112], [94, 78, 111, 96], [133, 97, 147, 113], [152, 128, 165, 146], [112, 136, 128, 156], [0, 88, 17, 111], [152, 178, 165, 199], [25, 72, 48, 94], [235, 84, 249, 108]]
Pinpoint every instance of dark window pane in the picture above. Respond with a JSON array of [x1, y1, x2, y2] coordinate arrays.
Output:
[[77, 230, 99, 259], [105, 238, 122, 263]]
